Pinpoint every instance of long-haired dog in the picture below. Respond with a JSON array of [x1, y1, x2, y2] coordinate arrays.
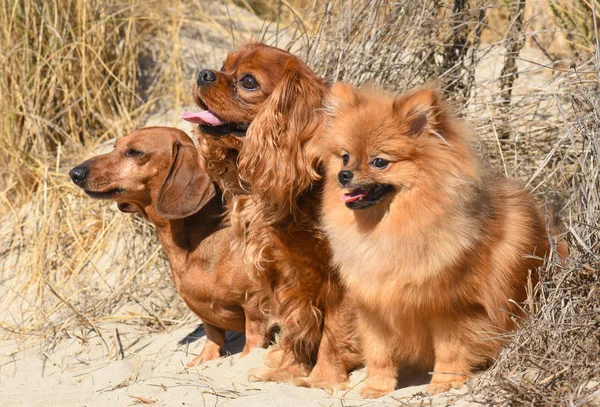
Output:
[[69, 127, 269, 366], [320, 84, 569, 397], [182, 43, 361, 387]]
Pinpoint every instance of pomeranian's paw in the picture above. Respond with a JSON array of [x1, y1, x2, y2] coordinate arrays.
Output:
[[427, 379, 466, 395], [360, 385, 393, 399]]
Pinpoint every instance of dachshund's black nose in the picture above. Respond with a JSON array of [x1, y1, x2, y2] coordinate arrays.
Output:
[[338, 170, 354, 187], [69, 166, 88, 185], [197, 69, 217, 86]]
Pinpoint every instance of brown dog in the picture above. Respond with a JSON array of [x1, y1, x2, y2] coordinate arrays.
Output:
[[320, 84, 569, 397], [69, 127, 269, 366], [182, 43, 361, 387]]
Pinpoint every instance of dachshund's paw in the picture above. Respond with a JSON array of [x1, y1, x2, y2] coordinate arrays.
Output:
[[186, 345, 221, 367]]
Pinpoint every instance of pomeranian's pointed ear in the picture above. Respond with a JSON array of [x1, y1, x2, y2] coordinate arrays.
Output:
[[393, 87, 442, 136], [325, 82, 357, 114]]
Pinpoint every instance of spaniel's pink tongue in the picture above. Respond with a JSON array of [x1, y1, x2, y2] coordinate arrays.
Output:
[[341, 190, 367, 203], [181, 111, 224, 126]]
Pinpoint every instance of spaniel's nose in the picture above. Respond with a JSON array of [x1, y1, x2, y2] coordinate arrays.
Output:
[[69, 166, 88, 185], [197, 69, 217, 86]]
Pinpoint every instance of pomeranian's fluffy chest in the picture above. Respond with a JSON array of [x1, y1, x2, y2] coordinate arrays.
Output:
[[322, 198, 482, 317]]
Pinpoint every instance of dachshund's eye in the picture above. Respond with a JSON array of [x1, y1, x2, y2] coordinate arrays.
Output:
[[240, 75, 259, 90], [371, 157, 389, 169], [342, 153, 349, 165], [125, 148, 144, 158]]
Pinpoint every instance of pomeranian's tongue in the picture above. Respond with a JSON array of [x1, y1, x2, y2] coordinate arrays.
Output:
[[341, 189, 367, 203], [181, 111, 224, 126]]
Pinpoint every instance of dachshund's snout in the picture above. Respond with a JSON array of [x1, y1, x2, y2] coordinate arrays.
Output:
[[338, 170, 354, 187], [197, 69, 217, 86], [69, 165, 88, 186]]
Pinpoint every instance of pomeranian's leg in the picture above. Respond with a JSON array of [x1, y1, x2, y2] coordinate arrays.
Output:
[[187, 322, 225, 366], [428, 309, 494, 394], [358, 312, 399, 399]]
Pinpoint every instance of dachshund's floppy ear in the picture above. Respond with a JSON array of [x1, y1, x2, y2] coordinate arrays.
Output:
[[156, 142, 215, 219], [239, 59, 327, 206]]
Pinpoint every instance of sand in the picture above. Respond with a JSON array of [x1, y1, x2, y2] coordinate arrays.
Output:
[[0, 322, 480, 407]]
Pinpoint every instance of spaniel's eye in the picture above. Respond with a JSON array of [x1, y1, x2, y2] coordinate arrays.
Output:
[[125, 148, 144, 158], [240, 75, 259, 90], [371, 157, 389, 169], [342, 153, 349, 165]]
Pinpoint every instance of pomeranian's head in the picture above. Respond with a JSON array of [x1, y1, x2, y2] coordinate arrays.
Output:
[[322, 83, 473, 211]]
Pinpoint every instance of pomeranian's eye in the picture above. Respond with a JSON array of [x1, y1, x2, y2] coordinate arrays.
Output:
[[371, 157, 389, 169], [240, 75, 259, 90], [125, 148, 144, 158], [342, 153, 349, 165]]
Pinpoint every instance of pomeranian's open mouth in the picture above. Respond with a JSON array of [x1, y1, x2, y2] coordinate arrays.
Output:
[[84, 188, 125, 199], [182, 102, 249, 138], [341, 184, 394, 210]]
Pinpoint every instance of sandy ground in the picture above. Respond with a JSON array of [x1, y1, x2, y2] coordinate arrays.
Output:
[[0, 322, 481, 407]]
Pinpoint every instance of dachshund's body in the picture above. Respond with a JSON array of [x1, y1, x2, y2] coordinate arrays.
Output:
[[153, 203, 267, 364], [184, 43, 361, 387], [70, 127, 269, 365]]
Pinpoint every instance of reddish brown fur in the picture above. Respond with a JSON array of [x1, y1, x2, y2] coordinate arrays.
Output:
[[191, 43, 362, 387], [196, 133, 244, 203], [70, 127, 269, 366], [320, 84, 569, 397]]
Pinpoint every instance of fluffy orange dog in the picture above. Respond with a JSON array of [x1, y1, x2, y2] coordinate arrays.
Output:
[[183, 43, 361, 387], [70, 127, 269, 366], [320, 84, 568, 397]]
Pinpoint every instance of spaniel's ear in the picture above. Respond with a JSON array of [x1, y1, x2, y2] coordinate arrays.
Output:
[[156, 142, 215, 219], [325, 82, 357, 115], [239, 58, 326, 204], [393, 87, 443, 136]]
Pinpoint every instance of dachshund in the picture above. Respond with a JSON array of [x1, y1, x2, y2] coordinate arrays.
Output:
[[70, 126, 269, 366]]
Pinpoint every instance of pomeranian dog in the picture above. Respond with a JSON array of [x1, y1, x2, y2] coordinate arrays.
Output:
[[320, 83, 568, 398]]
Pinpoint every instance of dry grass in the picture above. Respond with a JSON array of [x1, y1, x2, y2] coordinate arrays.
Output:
[[0, 0, 598, 405], [469, 56, 600, 406]]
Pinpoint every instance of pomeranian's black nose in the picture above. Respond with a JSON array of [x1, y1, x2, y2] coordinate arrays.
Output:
[[197, 69, 216, 86], [338, 170, 354, 187], [69, 166, 88, 185]]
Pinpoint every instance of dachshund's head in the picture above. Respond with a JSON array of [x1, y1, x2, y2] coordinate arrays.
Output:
[[69, 127, 215, 220]]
